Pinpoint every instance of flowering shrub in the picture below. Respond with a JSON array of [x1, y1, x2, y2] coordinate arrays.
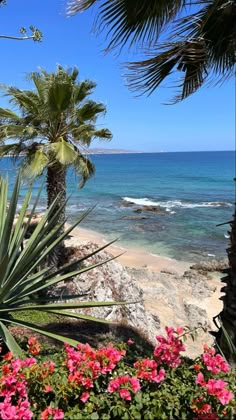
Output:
[[0, 328, 235, 419]]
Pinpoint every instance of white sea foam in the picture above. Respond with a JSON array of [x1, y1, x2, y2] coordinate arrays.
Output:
[[122, 197, 232, 210], [123, 197, 161, 206]]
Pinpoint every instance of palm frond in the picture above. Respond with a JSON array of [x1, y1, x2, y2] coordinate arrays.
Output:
[[0, 108, 21, 121], [92, 128, 112, 141], [21, 149, 49, 178], [50, 138, 77, 165], [68, 0, 191, 49], [73, 80, 97, 102], [126, 40, 208, 101], [0, 144, 25, 157], [75, 154, 95, 188], [77, 101, 107, 122]]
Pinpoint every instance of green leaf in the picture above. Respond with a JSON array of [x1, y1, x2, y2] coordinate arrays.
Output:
[[0, 321, 23, 357], [2, 317, 79, 348]]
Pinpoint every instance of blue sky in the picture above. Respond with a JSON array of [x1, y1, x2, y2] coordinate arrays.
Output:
[[0, 0, 234, 152]]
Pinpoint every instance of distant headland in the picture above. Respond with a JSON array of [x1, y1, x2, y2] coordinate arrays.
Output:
[[88, 148, 164, 154]]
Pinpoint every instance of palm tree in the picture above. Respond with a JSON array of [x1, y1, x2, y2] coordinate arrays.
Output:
[[68, 0, 236, 347], [0, 66, 112, 265]]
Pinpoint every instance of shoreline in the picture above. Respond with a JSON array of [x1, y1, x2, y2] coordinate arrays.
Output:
[[66, 225, 191, 275], [65, 224, 223, 358]]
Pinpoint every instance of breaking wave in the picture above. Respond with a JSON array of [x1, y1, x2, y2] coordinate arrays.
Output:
[[122, 197, 233, 210]]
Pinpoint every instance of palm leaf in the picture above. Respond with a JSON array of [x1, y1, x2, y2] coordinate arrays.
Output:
[[126, 40, 208, 101], [50, 138, 77, 165], [21, 149, 49, 178], [75, 154, 95, 188], [0, 108, 20, 120], [68, 0, 191, 49]]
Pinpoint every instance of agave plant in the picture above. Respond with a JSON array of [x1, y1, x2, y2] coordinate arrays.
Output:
[[0, 174, 124, 356]]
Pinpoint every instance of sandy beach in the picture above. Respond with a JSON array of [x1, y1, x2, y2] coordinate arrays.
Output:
[[67, 225, 191, 275]]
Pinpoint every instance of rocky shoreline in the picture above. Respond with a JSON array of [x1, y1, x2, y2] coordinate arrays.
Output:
[[61, 235, 227, 358]]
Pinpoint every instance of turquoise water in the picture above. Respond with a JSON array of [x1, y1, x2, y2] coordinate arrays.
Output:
[[1, 151, 235, 262]]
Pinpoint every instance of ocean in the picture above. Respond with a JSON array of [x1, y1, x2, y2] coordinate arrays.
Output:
[[1, 151, 235, 262]]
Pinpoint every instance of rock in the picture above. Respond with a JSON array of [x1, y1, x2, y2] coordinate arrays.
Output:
[[57, 243, 160, 342], [183, 271, 216, 299], [13, 213, 43, 237], [121, 216, 148, 220], [190, 259, 228, 273], [54, 243, 222, 357], [134, 206, 166, 214], [160, 268, 178, 276], [184, 302, 208, 327]]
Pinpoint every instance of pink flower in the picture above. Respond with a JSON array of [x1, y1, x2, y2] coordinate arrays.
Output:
[[154, 327, 185, 368], [80, 392, 90, 403], [202, 351, 230, 374], [134, 358, 165, 383], [127, 339, 134, 345], [155, 368, 165, 383], [108, 375, 141, 400], [44, 385, 53, 393], [129, 377, 141, 393], [119, 389, 131, 401], [40, 407, 64, 420], [196, 375, 234, 406], [217, 389, 234, 405], [0, 399, 33, 420], [196, 372, 206, 386], [176, 326, 184, 335], [23, 358, 37, 368]]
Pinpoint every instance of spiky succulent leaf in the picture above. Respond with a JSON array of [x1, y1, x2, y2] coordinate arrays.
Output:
[[0, 174, 125, 354]]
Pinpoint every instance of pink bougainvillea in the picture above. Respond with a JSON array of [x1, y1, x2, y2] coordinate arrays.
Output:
[[196, 373, 234, 405], [201, 345, 230, 374], [40, 407, 64, 420], [154, 326, 185, 368], [133, 358, 165, 383], [108, 375, 141, 400], [0, 328, 234, 419]]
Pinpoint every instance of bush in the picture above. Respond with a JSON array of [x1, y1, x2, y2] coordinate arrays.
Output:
[[0, 327, 235, 419]]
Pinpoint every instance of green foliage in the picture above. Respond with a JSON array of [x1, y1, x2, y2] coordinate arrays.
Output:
[[0, 174, 126, 356]]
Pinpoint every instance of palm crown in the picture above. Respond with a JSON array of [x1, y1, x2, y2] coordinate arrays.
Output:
[[68, 0, 236, 102], [0, 66, 112, 266], [0, 65, 112, 183]]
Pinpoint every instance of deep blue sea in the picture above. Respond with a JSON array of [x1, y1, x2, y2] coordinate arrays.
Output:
[[1, 151, 235, 262]]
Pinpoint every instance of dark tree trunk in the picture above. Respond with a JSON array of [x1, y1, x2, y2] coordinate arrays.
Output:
[[46, 162, 66, 268], [216, 183, 236, 359]]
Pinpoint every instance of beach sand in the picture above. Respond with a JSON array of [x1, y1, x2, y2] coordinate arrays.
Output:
[[67, 225, 190, 275]]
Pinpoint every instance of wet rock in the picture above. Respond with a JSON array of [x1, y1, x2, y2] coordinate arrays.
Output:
[[134, 206, 165, 214], [121, 216, 148, 220]]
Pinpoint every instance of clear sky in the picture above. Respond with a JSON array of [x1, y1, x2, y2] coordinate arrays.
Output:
[[0, 0, 235, 152]]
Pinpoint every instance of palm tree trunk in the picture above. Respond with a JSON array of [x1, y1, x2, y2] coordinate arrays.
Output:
[[46, 162, 66, 268]]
